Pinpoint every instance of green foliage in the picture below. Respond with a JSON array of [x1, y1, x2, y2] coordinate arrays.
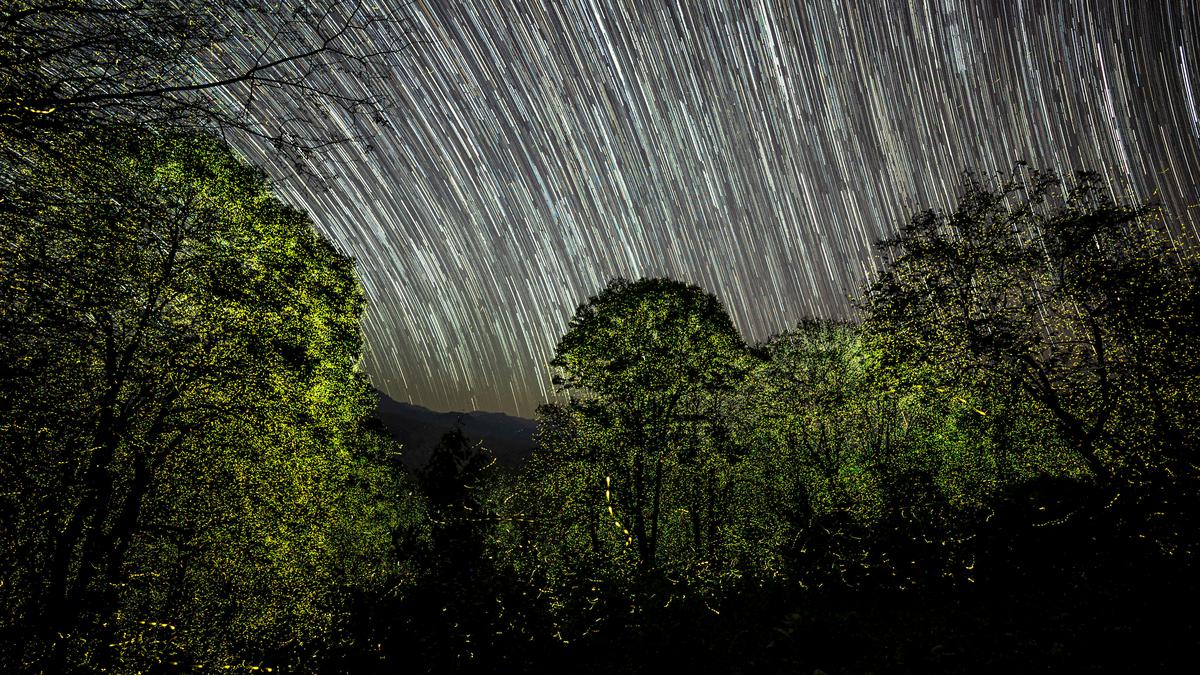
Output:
[[345, 167, 1200, 671], [863, 166, 1200, 487], [731, 320, 994, 590], [2, 98, 1196, 670], [547, 277, 754, 575], [551, 277, 750, 403], [492, 278, 755, 646], [495, 165, 1200, 658], [489, 245, 1200, 671], [0, 129, 417, 670]]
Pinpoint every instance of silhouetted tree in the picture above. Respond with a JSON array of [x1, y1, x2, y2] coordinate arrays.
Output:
[[0, 0, 423, 162], [862, 166, 1200, 564], [864, 167, 1200, 489], [407, 427, 506, 670], [420, 427, 493, 559]]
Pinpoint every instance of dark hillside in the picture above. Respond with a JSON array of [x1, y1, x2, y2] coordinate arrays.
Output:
[[374, 390, 537, 470]]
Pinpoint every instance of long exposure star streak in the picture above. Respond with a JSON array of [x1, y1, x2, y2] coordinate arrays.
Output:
[[225, 0, 1198, 416]]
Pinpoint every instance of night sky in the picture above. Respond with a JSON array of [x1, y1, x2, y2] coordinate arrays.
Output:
[[228, 0, 1199, 417]]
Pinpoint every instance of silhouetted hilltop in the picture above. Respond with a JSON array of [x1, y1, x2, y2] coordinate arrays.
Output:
[[374, 390, 536, 470]]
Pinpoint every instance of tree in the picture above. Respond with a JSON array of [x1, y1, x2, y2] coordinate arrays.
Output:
[[0, 128, 414, 670], [0, 0, 423, 162], [862, 166, 1200, 502], [730, 320, 995, 590], [407, 428, 503, 669], [548, 277, 753, 572], [418, 426, 495, 592]]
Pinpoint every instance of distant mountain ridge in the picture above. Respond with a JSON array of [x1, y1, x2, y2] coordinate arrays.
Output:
[[373, 390, 537, 470]]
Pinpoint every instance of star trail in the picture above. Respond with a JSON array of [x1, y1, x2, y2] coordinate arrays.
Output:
[[225, 0, 1199, 416]]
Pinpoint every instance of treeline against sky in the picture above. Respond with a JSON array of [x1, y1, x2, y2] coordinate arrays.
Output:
[[402, 173, 1199, 672], [3, 2, 1200, 673]]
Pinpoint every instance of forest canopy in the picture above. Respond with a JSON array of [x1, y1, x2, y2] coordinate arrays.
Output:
[[474, 168, 1200, 672], [2, 143, 1198, 671]]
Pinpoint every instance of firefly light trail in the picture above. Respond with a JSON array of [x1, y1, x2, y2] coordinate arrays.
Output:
[[228, 0, 1199, 416]]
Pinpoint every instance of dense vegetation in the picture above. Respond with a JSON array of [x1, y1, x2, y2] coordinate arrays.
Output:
[[0, 128, 425, 670], [2, 2, 1198, 672]]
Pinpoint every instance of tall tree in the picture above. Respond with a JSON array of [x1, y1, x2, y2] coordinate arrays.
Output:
[[862, 166, 1200, 498], [0, 129, 413, 670], [548, 277, 752, 571]]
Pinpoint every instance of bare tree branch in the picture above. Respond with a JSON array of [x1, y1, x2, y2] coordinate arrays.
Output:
[[1, 0, 430, 162]]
